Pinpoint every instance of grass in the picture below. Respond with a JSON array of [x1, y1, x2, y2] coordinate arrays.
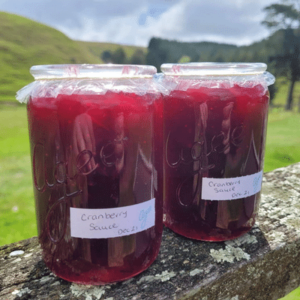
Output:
[[0, 11, 145, 103], [0, 11, 100, 101], [272, 77, 300, 112], [281, 289, 300, 300], [0, 105, 36, 243], [264, 110, 300, 172]]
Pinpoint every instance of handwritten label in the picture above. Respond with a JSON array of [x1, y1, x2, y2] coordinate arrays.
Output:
[[201, 171, 263, 201], [70, 198, 155, 239]]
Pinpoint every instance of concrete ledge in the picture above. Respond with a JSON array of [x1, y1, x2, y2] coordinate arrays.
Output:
[[1, 163, 300, 300]]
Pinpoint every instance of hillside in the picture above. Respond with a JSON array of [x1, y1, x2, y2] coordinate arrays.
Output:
[[0, 12, 145, 102], [0, 12, 102, 101]]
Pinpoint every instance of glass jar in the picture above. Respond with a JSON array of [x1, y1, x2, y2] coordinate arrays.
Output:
[[161, 63, 275, 241], [16, 64, 163, 284]]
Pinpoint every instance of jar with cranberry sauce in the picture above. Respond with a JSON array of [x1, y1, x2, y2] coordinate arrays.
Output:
[[161, 63, 275, 241], [16, 64, 163, 284]]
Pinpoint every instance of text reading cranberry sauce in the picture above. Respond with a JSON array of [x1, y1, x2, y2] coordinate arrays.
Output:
[[70, 198, 155, 239], [201, 171, 263, 201]]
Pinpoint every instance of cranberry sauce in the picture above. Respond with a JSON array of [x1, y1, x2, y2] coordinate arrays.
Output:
[[27, 91, 163, 284], [163, 83, 269, 241]]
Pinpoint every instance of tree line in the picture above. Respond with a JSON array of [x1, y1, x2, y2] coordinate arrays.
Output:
[[102, 48, 146, 65], [103, 0, 300, 110]]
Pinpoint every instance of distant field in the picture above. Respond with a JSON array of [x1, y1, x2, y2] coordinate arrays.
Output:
[[264, 109, 300, 172], [272, 77, 300, 112], [0, 105, 35, 244]]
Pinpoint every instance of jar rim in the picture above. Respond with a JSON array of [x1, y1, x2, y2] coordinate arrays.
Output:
[[30, 64, 157, 80], [160, 62, 267, 76]]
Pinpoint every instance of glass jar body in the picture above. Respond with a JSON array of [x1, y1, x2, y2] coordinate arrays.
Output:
[[163, 77, 269, 241], [27, 78, 163, 284]]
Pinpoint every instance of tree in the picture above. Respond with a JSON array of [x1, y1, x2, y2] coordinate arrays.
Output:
[[130, 49, 146, 65], [101, 50, 112, 63], [146, 38, 168, 70], [262, 1, 300, 110], [178, 55, 191, 63], [111, 47, 127, 64]]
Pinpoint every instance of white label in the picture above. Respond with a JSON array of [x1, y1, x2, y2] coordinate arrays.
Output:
[[201, 170, 263, 201], [70, 198, 155, 239]]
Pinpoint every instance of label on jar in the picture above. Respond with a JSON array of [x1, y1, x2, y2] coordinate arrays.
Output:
[[201, 170, 263, 201], [70, 198, 155, 239]]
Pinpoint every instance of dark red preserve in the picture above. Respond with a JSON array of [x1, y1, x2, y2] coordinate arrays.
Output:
[[17, 64, 163, 284], [161, 63, 275, 241]]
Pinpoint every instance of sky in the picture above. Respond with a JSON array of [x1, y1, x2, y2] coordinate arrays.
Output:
[[0, 0, 277, 47]]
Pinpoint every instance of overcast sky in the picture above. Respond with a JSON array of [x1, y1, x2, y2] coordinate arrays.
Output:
[[0, 0, 276, 47]]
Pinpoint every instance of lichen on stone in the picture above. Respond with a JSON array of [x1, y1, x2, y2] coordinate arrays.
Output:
[[225, 233, 257, 247], [9, 250, 24, 256], [137, 275, 156, 284], [265, 231, 286, 249], [155, 270, 176, 282], [210, 245, 250, 263], [137, 270, 176, 285], [70, 283, 106, 300], [12, 258, 22, 263], [12, 287, 31, 297], [190, 268, 202, 276], [39, 275, 53, 284], [223, 296, 239, 300]]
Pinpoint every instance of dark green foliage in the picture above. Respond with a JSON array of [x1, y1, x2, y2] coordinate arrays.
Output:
[[130, 49, 146, 65], [111, 47, 127, 64], [146, 34, 289, 68], [101, 50, 112, 63], [262, 3, 300, 29], [269, 82, 278, 104], [262, 0, 300, 110], [268, 29, 300, 109], [146, 37, 237, 70], [145, 34, 288, 68]]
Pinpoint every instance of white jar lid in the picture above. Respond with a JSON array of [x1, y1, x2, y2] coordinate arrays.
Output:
[[160, 63, 267, 76], [30, 64, 157, 80]]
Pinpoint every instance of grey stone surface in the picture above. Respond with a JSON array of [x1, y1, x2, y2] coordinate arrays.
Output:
[[1, 163, 300, 300]]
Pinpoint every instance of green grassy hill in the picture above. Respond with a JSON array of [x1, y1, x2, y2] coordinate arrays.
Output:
[[0, 11, 145, 102], [0, 11, 102, 101]]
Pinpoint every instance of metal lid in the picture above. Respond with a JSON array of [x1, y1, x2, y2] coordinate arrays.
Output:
[[30, 64, 157, 80]]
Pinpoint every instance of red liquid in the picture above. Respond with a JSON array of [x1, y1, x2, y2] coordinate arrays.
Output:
[[163, 82, 269, 241], [27, 90, 163, 284]]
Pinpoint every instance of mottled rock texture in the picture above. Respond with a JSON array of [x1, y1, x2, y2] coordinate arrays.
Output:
[[1, 163, 300, 300]]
